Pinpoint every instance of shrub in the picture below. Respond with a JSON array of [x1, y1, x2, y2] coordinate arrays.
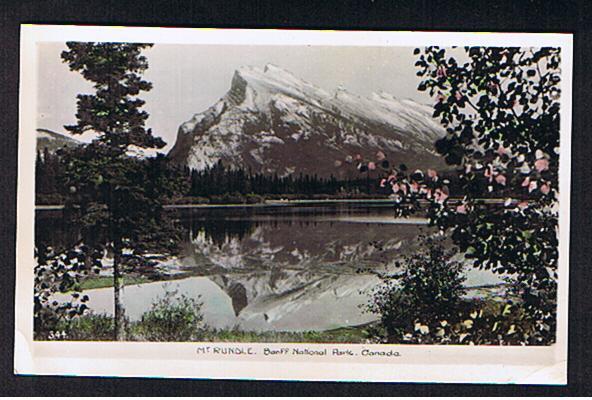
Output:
[[366, 236, 547, 345], [367, 236, 466, 343], [56, 313, 115, 341], [393, 300, 541, 345], [135, 288, 204, 341]]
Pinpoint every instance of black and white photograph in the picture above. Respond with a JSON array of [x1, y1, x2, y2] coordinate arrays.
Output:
[[14, 25, 572, 384]]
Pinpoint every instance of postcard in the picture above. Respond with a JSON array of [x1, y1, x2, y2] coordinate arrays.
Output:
[[15, 25, 572, 384]]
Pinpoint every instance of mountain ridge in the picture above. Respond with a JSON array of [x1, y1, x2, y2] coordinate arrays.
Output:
[[36, 128, 81, 153], [168, 64, 446, 177]]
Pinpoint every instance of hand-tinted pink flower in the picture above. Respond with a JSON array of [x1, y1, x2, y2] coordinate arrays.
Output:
[[495, 174, 507, 186], [497, 145, 508, 156], [380, 179, 387, 188], [535, 158, 549, 172], [540, 183, 551, 195], [528, 180, 538, 193], [456, 204, 467, 214], [376, 151, 386, 161], [368, 162, 376, 170], [434, 188, 449, 204], [521, 177, 530, 187], [455, 92, 463, 101], [355, 154, 362, 161], [518, 201, 529, 210]]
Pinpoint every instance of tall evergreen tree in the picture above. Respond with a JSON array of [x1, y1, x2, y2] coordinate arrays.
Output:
[[60, 42, 185, 340]]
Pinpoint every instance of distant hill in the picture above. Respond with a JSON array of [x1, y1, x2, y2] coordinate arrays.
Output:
[[36, 128, 81, 153]]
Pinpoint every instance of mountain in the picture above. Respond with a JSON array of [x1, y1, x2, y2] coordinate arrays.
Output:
[[168, 64, 446, 178], [36, 128, 80, 153]]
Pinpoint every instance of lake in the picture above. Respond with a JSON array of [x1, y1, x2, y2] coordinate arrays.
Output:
[[38, 202, 502, 332]]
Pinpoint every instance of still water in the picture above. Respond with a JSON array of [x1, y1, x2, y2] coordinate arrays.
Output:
[[38, 203, 499, 332]]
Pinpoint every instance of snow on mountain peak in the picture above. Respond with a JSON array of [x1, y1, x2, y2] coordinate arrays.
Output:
[[228, 65, 440, 137], [263, 63, 290, 74], [168, 64, 447, 175], [36, 128, 81, 153], [231, 64, 331, 111]]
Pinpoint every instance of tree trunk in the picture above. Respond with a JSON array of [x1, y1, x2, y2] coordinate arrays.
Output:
[[84, 252, 93, 271], [113, 242, 126, 341]]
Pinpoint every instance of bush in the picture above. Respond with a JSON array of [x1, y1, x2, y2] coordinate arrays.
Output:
[[367, 235, 548, 345], [392, 299, 542, 345], [367, 236, 466, 343], [56, 313, 115, 341], [135, 288, 204, 341]]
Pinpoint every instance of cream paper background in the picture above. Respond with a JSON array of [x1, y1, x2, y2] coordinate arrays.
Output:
[[15, 25, 573, 384]]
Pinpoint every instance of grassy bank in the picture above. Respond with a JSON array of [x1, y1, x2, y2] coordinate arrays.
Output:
[[199, 325, 370, 343], [75, 275, 152, 291], [73, 273, 196, 291], [44, 313, 372, 343]]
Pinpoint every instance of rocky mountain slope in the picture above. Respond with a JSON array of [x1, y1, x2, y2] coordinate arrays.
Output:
[[168, 64, 446, 178], [36, 128, 80, 153]]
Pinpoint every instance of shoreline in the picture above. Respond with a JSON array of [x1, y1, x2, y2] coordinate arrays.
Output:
[[35, 197, 520, 211], [36, 198, 396, 211]]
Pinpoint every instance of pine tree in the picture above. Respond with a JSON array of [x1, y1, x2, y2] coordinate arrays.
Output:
[[60, 42, 185, 340]]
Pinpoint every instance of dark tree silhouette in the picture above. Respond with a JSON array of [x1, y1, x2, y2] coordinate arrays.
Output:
[[59, 42, 186, 340]]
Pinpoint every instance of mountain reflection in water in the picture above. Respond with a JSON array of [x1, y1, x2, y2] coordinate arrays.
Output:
[[176, 204, 423, 330], [38, 204, 428, 331]]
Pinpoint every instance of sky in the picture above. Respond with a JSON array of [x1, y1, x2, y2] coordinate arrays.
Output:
[[37, 43, 432, 152]]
